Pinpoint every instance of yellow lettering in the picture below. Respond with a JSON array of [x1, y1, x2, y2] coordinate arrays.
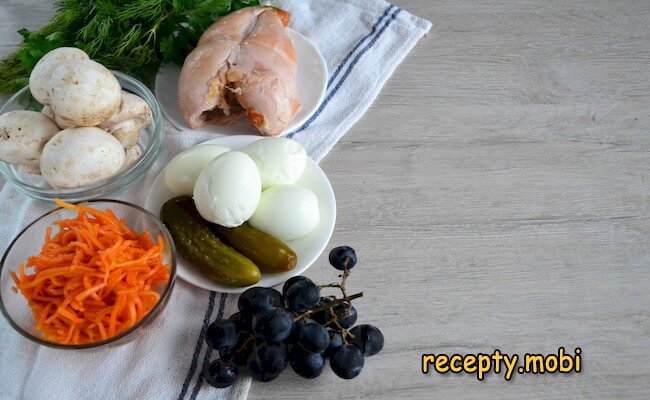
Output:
[[477, 354, 491, 381], [525, 354, 544, 374], [559, 347, 573, 373], [449, 355, 463, 373], [435, 354, 449, 373], [545, 355, 558, 373], [503, 354, 518, 380], [464, 355, 477, 373], [422, 348, 582, 380], [492, 349, 503, 374], [422, 354, 435, 374]]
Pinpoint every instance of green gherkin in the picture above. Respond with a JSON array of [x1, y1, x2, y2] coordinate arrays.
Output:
[[169, 196, 298, 273], [213, 223, 298, 273], [161, 196, 261, 287]]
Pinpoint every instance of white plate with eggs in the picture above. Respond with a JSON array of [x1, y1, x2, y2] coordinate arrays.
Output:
[[144, 135, 336, 293]]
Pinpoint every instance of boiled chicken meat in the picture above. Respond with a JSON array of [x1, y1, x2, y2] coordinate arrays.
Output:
[[178, 6, 301, 136]]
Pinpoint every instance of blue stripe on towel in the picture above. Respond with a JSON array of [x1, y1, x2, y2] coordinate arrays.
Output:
[[188, 293, 229, 400], [326, 4, 394, 89], [177, 291, 217, 400], [287, 6, 402, 139]]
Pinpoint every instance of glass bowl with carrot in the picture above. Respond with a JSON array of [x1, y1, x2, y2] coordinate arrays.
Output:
[[0, 199, 176, 349]]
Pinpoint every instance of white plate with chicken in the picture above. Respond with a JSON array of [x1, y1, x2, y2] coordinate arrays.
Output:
[[155, 6, 328, 137]]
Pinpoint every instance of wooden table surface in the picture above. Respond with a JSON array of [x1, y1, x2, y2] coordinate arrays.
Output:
[[2, 1, 650, 399]]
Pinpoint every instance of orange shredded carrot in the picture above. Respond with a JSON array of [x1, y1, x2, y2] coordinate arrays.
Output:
[[10, 199, 170, 345]]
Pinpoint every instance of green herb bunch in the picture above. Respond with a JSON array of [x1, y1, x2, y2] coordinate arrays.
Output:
[[0, 0, 259, 94]]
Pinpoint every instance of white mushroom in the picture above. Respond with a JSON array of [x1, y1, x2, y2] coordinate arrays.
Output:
[[98, 91, 152, 149], [41, 105, 55, 120], [19, 165, 41, 175], [40, 127, 126, 189], [0, 110, 60, 167], [109, 120, 141, 149], [53, 114, 77, 130], [124, 144, 143, 168], [48, 59, 121, 127], [41, 106, 75, 129], [29, 47, 89, 105]]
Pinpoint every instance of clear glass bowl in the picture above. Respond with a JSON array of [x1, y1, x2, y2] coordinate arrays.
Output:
[[0, 200, 177, 349], [0, 71, 164, 202]]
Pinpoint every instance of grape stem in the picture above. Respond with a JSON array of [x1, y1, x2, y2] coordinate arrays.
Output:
[[319, 265, 352, 298], [326, 307, 353, 345], [293, 292, 363, 322], [339, 264, 351, 296]]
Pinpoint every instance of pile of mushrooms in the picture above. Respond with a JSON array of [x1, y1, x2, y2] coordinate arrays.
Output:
[[0, 47, 152, 189]]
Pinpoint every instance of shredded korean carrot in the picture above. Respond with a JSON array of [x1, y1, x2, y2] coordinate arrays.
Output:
[[10, 199, 171, 345]]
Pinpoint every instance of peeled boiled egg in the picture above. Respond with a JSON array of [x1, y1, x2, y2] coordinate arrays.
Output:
[[164, 144, 230, 195], [242, 137, 307, 189], [249, 185, 320, 242], [193, 151, 261, 228]]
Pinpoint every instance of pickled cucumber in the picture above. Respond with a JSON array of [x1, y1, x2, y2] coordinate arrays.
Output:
[[214, 223, 297, 273], [171, 196, 298, 273], [160, 197, 260, 287]]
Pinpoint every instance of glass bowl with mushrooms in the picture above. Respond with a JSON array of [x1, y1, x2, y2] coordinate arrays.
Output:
[[0, 48, 164, 202]]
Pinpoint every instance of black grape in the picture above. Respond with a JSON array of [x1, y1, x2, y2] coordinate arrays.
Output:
[[328, 246, 357, 271], [206, 320, 238, 350], [297, 321, 329, 353], [282, 276, 313, 297], [350, 324, 384, 356], [247, 354, 280, 382], [238, 287, 283, 315], [229, 312, 251, 333], [312, 297, 333, 325], [289, 318, 315, 345], [285, 279, 320, 312], [252, 308, 294, 342], [253, 342, 288, 375], [204, 359, 239, 388], [330, 344, 364, 379], [219, 332, 253, 366], [324, 329, 343, 357], [328, 304, 357, 329], [289, 346, 325, 379]]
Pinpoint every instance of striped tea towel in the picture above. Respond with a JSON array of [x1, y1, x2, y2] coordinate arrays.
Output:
[[0, 1, 431, 399]]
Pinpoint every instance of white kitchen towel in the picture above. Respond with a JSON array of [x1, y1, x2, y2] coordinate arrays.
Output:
[[272, 0, 432, 160], [0, 1, 431, 400]]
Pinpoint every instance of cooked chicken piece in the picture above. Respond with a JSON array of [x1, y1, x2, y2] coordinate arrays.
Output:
[[178, 6, 301, 136]]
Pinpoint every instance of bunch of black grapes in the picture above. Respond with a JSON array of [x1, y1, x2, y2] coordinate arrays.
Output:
[[203, 246, 384, 388]]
